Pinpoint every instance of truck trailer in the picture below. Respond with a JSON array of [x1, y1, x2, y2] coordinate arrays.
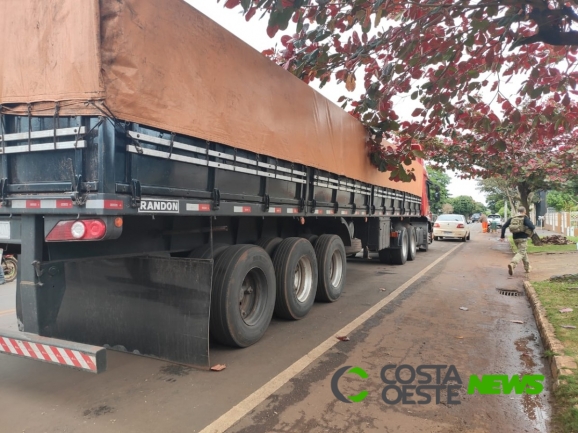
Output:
[[0, 0, 433, 373]]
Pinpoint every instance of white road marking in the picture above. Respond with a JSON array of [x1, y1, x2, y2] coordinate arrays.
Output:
[[199, 243, 464, 433]]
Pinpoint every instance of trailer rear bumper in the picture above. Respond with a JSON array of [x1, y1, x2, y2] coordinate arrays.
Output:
[[0, 329, 106, 373]]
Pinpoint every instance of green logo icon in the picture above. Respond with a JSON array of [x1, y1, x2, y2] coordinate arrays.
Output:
[[331, 366, 369, 403]]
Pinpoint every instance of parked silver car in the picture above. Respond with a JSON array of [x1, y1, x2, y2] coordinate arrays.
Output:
[[488, 214, 502, 228]]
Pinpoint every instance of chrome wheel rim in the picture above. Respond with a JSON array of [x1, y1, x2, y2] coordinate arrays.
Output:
[[294, 256, 313, 303], [329, 249, 343, 287]]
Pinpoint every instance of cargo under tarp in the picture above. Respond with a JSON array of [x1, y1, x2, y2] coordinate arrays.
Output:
[[0, 0, 423, 197]]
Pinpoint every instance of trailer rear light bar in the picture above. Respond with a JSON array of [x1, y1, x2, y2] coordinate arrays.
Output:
[[46, 218, 116, 242], [0, 330, 106, 373]]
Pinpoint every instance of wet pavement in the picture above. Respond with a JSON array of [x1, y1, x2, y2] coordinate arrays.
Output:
[[226, 225, 553, 433]]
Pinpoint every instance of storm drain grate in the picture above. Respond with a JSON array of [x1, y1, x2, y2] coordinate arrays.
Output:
[[497, 288, 524, 297]]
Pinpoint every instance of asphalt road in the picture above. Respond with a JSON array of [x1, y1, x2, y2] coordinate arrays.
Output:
[[0, 226, 551, 432]]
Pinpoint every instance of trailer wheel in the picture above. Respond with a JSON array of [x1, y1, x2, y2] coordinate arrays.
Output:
[[315, 235, 346, 302], [188, 243, 229, 260], [419, 237, 429, 251], [378, 249, 391, 264], [407, 227, 417, 261], [388, 227, 408, 265], [211, 245, 276, 347], [345, 238, 363, 258], [272, 238, 318, 320], [255, 237, 283, 257], [300, 234, 319, 246]]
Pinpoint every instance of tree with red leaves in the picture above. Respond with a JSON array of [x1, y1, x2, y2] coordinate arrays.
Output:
[[424, 101, 578, 210], [217, 0, 578, 183]]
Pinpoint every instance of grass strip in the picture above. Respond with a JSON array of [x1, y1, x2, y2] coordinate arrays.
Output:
[[533, 278, 578, 432], [507, 235, 578, 254]]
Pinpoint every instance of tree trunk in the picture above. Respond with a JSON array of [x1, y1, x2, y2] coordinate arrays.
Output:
[[517, 182, 532, 214]]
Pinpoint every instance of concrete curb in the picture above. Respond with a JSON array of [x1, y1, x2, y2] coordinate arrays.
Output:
[[523, 281, 577, 388]]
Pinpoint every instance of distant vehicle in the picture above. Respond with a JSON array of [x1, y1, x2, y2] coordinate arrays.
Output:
[[433, 214, 471, 242], [471, 213, 481, 223], [488, 214, 502, 228]]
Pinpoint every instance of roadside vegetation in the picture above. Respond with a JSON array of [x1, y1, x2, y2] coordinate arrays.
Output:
[[507, 236, 578, 254], [533, 277, 578, 432]]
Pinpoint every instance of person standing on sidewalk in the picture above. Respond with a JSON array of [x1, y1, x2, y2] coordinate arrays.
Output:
[[480, 213, 488, 233], [499, 206, 536, 275]]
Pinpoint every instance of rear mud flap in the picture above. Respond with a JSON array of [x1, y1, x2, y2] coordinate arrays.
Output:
[[34, 256, 212, 369]]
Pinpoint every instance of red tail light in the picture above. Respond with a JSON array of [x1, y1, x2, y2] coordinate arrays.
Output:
[[434, 223, 440, 228], [46, 219, 107, 242], [457, 223, 465, 228]]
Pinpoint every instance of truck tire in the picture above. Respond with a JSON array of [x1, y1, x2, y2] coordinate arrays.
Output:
[[188, 243, 229, 260], [407, 227, 417, 261], [272, 238, 318, 320], [315, 235, 346, 302], [389, 227, 408, 265], [211, 245, 276, 347], [378, 249, 391, 264], [255, 237, 283, 257], [2, 257, 17, 283], [300, 234, 319, 246], [345, 238, 363, 258], [418, 230, 429, 251]]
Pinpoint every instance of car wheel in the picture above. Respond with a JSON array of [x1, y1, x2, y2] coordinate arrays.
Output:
[[462, 235, 467, 242], [467, 232, 471, 241], [433, 236, 439, 241]]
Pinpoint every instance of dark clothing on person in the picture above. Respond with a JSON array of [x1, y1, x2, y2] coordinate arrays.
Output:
[[500, 216, 535, 239]]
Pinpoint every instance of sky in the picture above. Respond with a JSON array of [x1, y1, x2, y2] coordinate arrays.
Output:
[[187, 1, 488, 205]]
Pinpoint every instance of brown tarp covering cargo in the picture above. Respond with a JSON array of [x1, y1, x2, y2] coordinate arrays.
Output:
[[0, 0, 423, 197]]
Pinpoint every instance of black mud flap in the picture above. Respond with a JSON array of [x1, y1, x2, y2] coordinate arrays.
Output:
[[35, 256, 212, 369]]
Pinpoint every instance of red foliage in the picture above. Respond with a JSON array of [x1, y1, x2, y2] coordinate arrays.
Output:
[[216, 0, 578, 182]]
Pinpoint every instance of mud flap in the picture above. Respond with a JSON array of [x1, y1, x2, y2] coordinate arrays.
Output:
[[34, 256, 212, 369]]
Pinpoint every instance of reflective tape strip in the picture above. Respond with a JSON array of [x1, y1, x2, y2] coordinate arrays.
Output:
[[42, 344, 59, 363], [186, 203, 211, 212], [11, 199, 123, 210], [8, 338, 24, 356], [233, 206, 252, 213], [286, 208, 299, 214], [86, 200, 124, 210], [268, 207, 282, 214], [12, 200, 41, 209], [0, 334, 103, 373]]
